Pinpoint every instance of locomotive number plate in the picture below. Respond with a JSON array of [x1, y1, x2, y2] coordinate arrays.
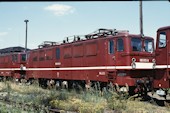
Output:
[[55, 62, 61, 65], [139, 59, 149, 62], [99, 72, 106, 75]]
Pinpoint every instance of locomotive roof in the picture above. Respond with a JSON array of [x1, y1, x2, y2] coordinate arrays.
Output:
[[157, 26, 170, 31], [32, 34, 153, 51], [0, 46, 30, 55], [31, 28, 154, 51]]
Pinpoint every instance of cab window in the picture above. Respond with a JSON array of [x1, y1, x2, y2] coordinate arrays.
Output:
[[131, 38, 142, 52], [159, 32, 166, 48], [117, 38, 124, 51], [21, 54, 26, 61], [108, 40, 114, 54], [144, 39, 153, 53]]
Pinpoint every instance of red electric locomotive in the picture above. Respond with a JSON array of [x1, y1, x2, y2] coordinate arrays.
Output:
[[0, 46, 27, 81], [25, 28, 155, 94]]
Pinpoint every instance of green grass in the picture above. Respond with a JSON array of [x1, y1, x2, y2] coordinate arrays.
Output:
[[0, 81, 169, 113]]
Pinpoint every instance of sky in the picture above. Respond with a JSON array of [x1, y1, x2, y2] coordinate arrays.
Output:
[[0, 1, 170, 49]]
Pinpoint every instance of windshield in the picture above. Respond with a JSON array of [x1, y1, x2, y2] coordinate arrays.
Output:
[[131, 37, 154, 53], [144, 39, 153, 53], [131, 38, 142, 52]]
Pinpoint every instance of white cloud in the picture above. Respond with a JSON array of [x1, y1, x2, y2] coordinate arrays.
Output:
[[0, 32, 8, 36], [44, 4, 75, 16]]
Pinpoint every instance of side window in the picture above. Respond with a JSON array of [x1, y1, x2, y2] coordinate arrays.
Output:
[[159, 32, 166, 48], [117, 38, 124, 51], [21, 54, 26, 61], [56, 48, 60, 59], [108, 40, 114, 54]]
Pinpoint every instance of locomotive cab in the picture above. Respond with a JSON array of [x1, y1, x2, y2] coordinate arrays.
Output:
[[11, 53, 26, 64], [11, 52, 27, 80], [154, 26, 170, 98], [130, 36, 155, 69], [107, 34, 155, 69], [106, 32, 155, 95]]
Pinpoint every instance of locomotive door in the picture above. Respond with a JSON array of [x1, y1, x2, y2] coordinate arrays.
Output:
[[55, 48, 61, 68], [55, 47, 61, 78], [115, 38, 124, 66], [156, 31, 168, 65], [107, 39, 116, 66], [107, 39, 116, 81]]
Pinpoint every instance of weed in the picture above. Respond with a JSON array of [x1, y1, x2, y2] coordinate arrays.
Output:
[[57, 89, 69, 100]]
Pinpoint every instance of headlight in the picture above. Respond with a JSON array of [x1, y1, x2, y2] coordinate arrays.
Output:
[[132, 58, 136, 62]]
